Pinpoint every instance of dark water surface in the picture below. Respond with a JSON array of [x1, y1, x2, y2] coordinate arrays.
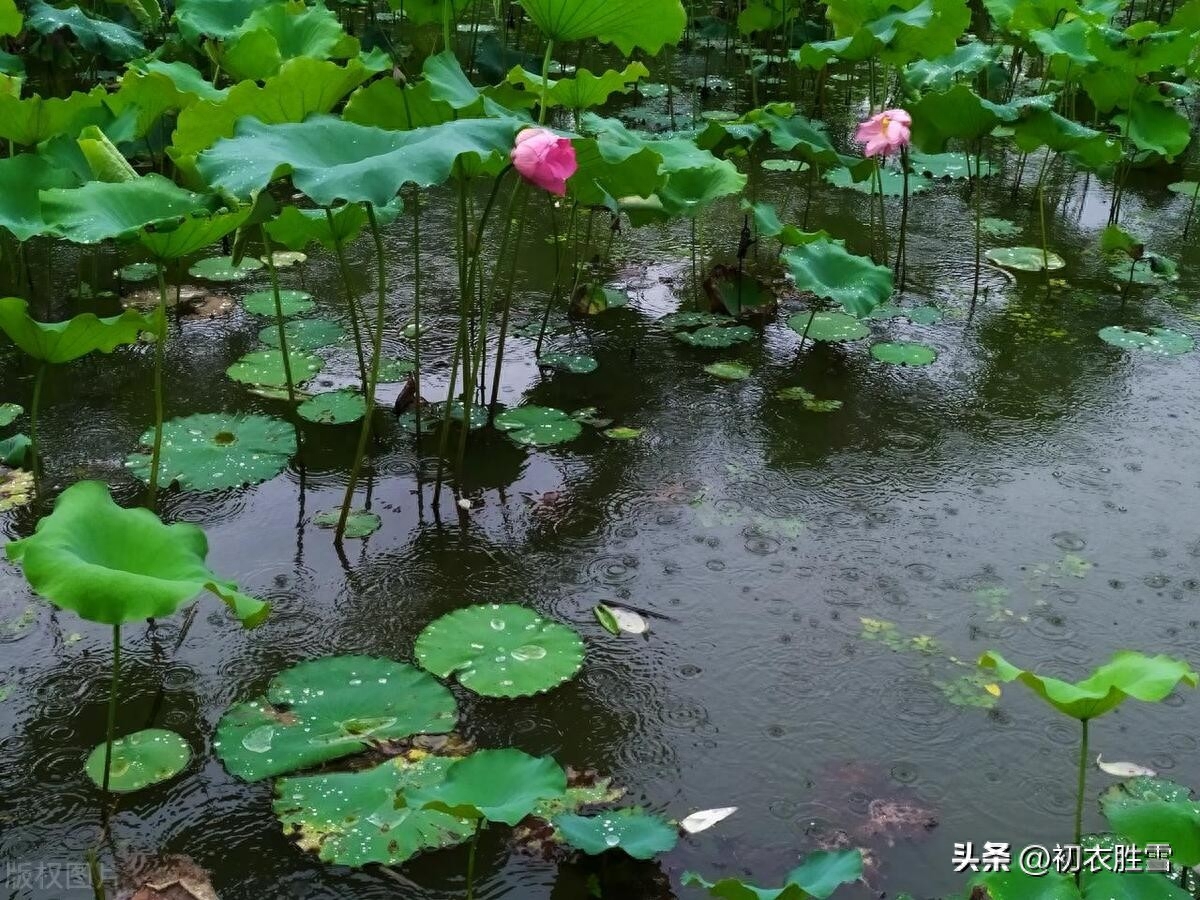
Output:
[[1, 58, 1199, 900]]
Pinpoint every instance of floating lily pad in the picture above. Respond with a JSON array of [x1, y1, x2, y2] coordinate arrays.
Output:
[[1167, 181, 1199, 197], [126, 413, 296, 491], [1098, 326, 1193, 356], [408, 749, 567, 825], [226, 349, 323, 388], [0, 403, 22, 427], [870, 341, 937, 366], [117, 261, 157, 282], [188, 256, 264, 281], [493, 405, 582, 447], [214, 656, 457, 782], [760, 158, 808, 172], [786, 311, 868, 342], [603, 426, 642, 440], [825, 166, 932, 196], [376, 358, 416, 382], [262, 250, 307, 268], [85, 728, 191, 793], [980, 217, 1020, 238], [259, 318, 345, 351], [415, 603, 585, 698], [0, 467, 34, 510], [553, 808, 678, 859], [659, 311, 733, 330], [243, 289, 315, 317], [703, 360, 751, 380], [985, 246, 1065, 272], [775, 386, 843, 411], [674, 324, 756, 348], [538, 352, 598, 374], [1108, 254, 1178, 285], [313, 508, 381, 538], [572, 285, 628, 315], [297, 390, 366, 425], [866, 305, 943, 324], [274, 755, 475, 867]]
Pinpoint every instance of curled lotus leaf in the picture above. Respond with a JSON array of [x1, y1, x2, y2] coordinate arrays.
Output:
[[782, 239, 893, 317], [415, 603, 585, 698], [0, 297, 161, 364], [408, 748, 567, 826], [214, 655, 458, 782], [84, 728, 190, 793], [553, 808, 679, 859]]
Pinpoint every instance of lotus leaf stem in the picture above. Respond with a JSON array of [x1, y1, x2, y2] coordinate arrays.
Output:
[[28, 362, 45, 482], [259, 227, 297, 406], [1073, 717, 1088, 860], [101, 624, 120, 796], [410, 187, 424, 445], [325, 207, 370, 390], [147, 264, 169, 503]]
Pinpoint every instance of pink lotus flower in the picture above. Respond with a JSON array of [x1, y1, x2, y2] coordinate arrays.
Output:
[[511, 127, 578, 196], [855, 109, 912, 157]]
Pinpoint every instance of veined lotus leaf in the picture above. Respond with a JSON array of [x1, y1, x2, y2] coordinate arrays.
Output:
[[969, 869, 1080, 899], [538, 352, 598, 374], [25, 0, 145, 62], [909, 84, 1015, 151], [5, 480, 268, 626], [243, 289, 314, 317], [264, 200, 402, 252], [84, 728, 190, 793], [659, 311, 733, 330], [1098, 326, 1193, 356], [985, 246, 1066, 272], [1011, 108, 1121, 170], [743, 201, 828, 247], [493, 405, 582, 447], [197, 115, 522, 208], [343, 78, 464, 131], [415, 603, 585, 698], [703, 361, 751, 380], [226, 349, 323, 388], [274, 755, 475, 866], [1100, 777, 1200, 866], [218, 1, 352, 82], [0, 86, 107, 148], [0, 403, 21, 427], [787, 311, 869, 342], [0, 297, 160, 364], [259, 318, 345, 351], [1030, 18, 1097, 65], [675, 325, 756, 348], [553, 808, 678, 859], [75, 125, 138, 183], [506, 62, 649, 110], [189, 255, 263, 281], [215, 656, 457, 782], [0, 154, 77, 241], [297, 390, 366, 425], [410, 749, 566, 825], [313, 508, 381, 538], [1113, 96, 1192, 162], [125, 413, 296, 491], [825, 165, 933, 196], [173, 0, 259, 44], [518, 0, 686, 54], [871, 341, 938, 366], [903, 40, 1000, 92], [978, 650, 1198, 720], [782, 240, 893, 317], [685, 848, 864, 899], [568, 139, 665, 210]]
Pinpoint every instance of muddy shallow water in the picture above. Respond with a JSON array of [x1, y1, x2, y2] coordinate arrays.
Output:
[[1, 66, 1199, 899]]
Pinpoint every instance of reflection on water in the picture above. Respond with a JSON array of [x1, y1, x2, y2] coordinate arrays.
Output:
[[1, 57, 1199, 900]]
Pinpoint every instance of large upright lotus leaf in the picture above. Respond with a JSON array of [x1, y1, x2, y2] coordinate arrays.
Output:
[[0, 87, 108, 148], [173, 0, 259, 43], [219, 1, 351, 81], [1112, 97, 1192, 162], [410, 749, 567, 826], [1098, 326, 1193, 356], [493, 405, 583, 446], [1011, 109, 1121, 169], [84, 728, 191, 793], [518, 0, 685, 53], [125, 413, 296, 491], [978, 650, 1198, 720], [782, 240, 893, 318], [903, 40, 1000, 92], [0, 0, 21, 36], [26, 0, 145, 61], [198, 115, 521, 208], [553, 808, 678, 859], [909, 84, 1007, 151], [0, 154, 77, 241], [1100, 777, 1200, 866], [107, 62, 226, 139], [344, 78, 464, 131], [415, 603, 585, 698], [5, 480, 268, 626], [0, 297, 160, 364], [226, 348, 323, 388], [507, 63, 649, 110], [274, 755, 475, 866], [786, 311, 868, 342], [264, 199, 403, 252], [568, 140, 663, 210], [215, 656, 458, 783], [1030, 18, 1097, 64], [684, 849, 864, 899]]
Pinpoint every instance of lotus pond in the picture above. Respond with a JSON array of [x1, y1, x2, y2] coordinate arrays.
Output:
[[1, 0, 1200, 898]]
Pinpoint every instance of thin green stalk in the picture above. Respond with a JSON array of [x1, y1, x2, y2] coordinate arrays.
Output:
[[259, 227, 297, 405], [1074, 718, 1089, 874], [535, 202, 572, 357], [335, 204, 388, 541], [325, 207, 370, 389], [1183, 179, 1200, 239], [894, 146, 910, 287], [411, 188, 424, 443], [485, 190, 532, 420], [971, 146, 984, 311], [1034, 151, 1052, 292], [466, 822, 484, 900], [28, 363, 45, 481], [434, 178, 473, 499], [147, 264, 169, 503], [538, 39, 555, 125], [87, 847, 106, 900], [101, 624, 120, 795]]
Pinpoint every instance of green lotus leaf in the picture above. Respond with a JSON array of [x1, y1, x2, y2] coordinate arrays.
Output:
[[1081, 868, 1192, 899], [376, 358, 417, 382], [117, 262, 158, 282], [410, 749, 567, 825], [981, 217, 1021, 237], [908, 150, 993, 180], [787, 311, 869, 342], [743, 201, 828, 248], [5, 480, 268, 626], [215, 656, 457, 782], [659, 311, 733, 330], [538, 352, 598, 374], [1011, 108, 1121, 170], [0, 86, 107, 148], [518, 0, 686, 54], [226, 349, 323, 388], [705, 268, 775, 317], [125, 413, 296, 491], [0, 464, 33, 508], [674, 325, 757, 348], [571, 284, 630, 315], [274, 755, 475, 866], [84, 728, 190, 793], [685, 849, 864, 899], [259, 318, 345, 351], [825, 165, 933, 196], [1100, 777, 1200, 866], [1098, 326, 1193, 356], [1108, 254, 1178, 285], [197, 115, 521, 208], [26, 0, 144, 62], [867, 304, 944, 324], [0, 154, 77, 242], [415, 603, 585, 698], [107, 61, 224, 139], [0, 0, 20, 36], [870, 341, 937, 366], [703, 361, 751, 380], [493, 405, 582, 447], [978, 650, 1198, 720], [264, 200, 402, 252], [1112, 96, 1192, 162], [1029, 18, 1097, 64], [603, 426, 642, 440], [0, 403, 21, 428], [985, 246, 1066, 272], [189, 255, 264, 281], [782, 239, 893, 317], [173, 0, 258, 43], [313, 508, 381, 538], [0, 434, 31, 468], [243, 289, 314, 317], [969, 869, 1080, 900], [506, 62, 649, 110], [0, 297, 160, 364], [297, 390, 366, 425], [1167, 181, 1199, 197], [760, 159, 807, 172], [218, 1, 351, 82], [909, 84, 1018, 151], [553, 808, 678, 859], [904, 40, 1000, 92]]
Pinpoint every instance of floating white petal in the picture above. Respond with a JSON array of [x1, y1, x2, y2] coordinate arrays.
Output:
[[680, 806, 738, 834], [1096, 755, 1156, 778]]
